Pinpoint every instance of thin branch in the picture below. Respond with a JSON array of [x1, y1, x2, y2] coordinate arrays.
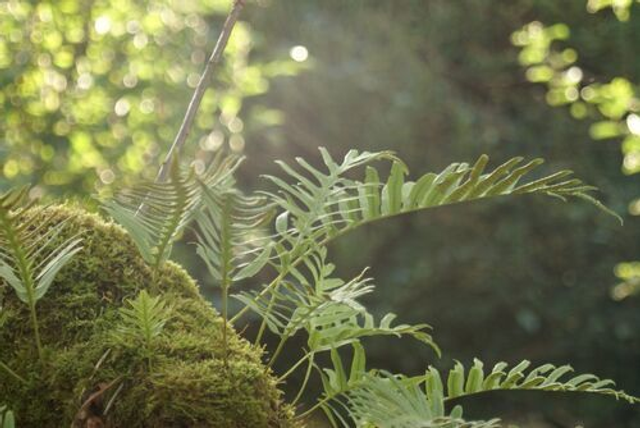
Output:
[[156, 0, 246, 182]]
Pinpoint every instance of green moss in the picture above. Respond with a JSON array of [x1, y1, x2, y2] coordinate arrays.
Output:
[[0, 204, 297, 427]]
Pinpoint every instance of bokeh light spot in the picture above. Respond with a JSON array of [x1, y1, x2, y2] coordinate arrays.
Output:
[[289, 45, 309, 62]]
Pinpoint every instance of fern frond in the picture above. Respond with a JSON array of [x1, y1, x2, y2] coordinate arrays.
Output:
[[318, 342, 368, 399], [233, 150, 620, 327], [344, 371, 501, 428], [235, 248, 439, 361], [0, 405, 15, 428], [308, 311, 437, 354], [264, 150, 621, 252], [319, 358, 637, 426], [195, 182, 274, 366], [113, 290, 172, 346], [102, 154, 241, 272], [420, 359, 638, 404], [0, 187, 83, 360], [315, 350, 498, 427], [112, 290, 171, 370], [195, 182, 274, 285], [296, 342, 368, 425]]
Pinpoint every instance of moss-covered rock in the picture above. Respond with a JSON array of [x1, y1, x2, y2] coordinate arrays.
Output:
[[0, 205, 297, 427]]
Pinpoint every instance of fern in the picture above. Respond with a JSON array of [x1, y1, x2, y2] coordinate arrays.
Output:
[[196, 184, 274, 286], [99, 148, 635, 426], [312, 350, 500, 428], [233, 148, 619, 324], [0, 187, 83, 361], [346, 372, 501, 428], [264, 149, 620, 250], [102, 154, 241, 272], [0, 405, 14, 428], [423, 359, 638, 403], [195, 181, 274, 366], [235, 248, 438, 367], [112, 290, 172, 369], [325, 359, 638, 427]]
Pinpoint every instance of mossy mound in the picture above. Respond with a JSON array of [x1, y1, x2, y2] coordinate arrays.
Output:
[[0, 205, 297, 427]]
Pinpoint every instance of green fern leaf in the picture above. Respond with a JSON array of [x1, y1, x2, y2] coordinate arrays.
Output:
[[264, 149, 621, 253], [195, 183, 274, 285], [420, 359, 638, 403], [102, 154, 241, 272], [194, 179, 274, 366], [235, 248, 438, 356], [344, 371, 501, 428], [0, 187, 83, 360], [112, 290, 172, 360]]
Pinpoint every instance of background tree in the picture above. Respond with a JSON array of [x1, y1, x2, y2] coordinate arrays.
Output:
[[0, 0, 302, 196]]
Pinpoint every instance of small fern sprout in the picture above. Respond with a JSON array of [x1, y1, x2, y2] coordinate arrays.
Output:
[[0, 187, 83, 362], [112, 290, 172, 370]]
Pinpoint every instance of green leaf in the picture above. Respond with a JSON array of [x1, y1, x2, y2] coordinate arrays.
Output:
[[102, 154, 241, 271], [344, 371, 501, 428], [420, 359, 639, 403], [264, 150, 620, 259], [381, 161, 407, 215], [0, 187, 84, 361], [34, 237, 83, 300], [113, 290, 172, 348], [233, 244, 273, 281], [0, 405, 15, 428]]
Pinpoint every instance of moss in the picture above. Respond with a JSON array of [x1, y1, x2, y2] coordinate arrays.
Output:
[[0, 204, 298, 427]]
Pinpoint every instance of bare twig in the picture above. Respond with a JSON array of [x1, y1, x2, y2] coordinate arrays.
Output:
[[156, 0, 246, 182]]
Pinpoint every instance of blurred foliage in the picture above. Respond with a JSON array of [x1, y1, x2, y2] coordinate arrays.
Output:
[[512, 1, 640, 301], [587, 0, 639, 21], [613, 261, 640, 300], [512, 12, 640, 176], [0, 0, 302, 198]]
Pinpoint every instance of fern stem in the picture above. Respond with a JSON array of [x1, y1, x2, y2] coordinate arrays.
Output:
[[296, 395, 333, 420], [253, 291, 276, 346], [156, 0, 246, 182], [28, 297, 44, 362], [220, 195, 234, 369], [267, 335, 289, 369], [0, 360, 27, 384], [277, 351, 314, 383], [291, 352, 315, 406], [222, 284, 229, 369]]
